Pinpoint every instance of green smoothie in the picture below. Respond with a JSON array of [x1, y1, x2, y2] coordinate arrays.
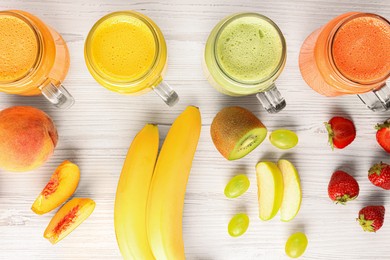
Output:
[[215, 16, 283, 83]]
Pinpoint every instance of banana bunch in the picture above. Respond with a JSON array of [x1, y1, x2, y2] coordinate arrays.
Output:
[[114, 106, 201, 260]]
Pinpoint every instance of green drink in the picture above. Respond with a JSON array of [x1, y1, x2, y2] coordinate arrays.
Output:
[[204, 13, 287, 113], [216, 16, 283, 83]]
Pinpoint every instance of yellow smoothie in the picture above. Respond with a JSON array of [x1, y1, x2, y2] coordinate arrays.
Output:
[[0, 14, 39, 82], [89, 14, 157, 82]]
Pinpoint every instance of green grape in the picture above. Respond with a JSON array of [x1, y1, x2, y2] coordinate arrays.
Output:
[[228, 213, 249, 237], [224, 174, 250, 198], [285, 232, 308, 258], [269, 129, 298, 150]]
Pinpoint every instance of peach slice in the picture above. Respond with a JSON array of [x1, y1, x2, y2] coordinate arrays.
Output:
[[44, 198, 95, 244], [32, 160, 80, 215]]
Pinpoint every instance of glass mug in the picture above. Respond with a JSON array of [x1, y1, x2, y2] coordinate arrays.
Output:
[[204, 13, 287, 113], [299, 12, 390, 111], [84, 11, 178, 106], [0, 10, 74, 108]]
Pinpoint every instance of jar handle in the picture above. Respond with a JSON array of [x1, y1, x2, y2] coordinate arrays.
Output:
[[256, 84, 286, 113], [153, 80, 179, 107], [358, 83, 390, 112], [40, 82, 75, 109]]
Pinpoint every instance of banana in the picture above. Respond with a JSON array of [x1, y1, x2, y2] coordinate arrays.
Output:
[[114, 124, 159, 260], [147, 106, 201, 260]]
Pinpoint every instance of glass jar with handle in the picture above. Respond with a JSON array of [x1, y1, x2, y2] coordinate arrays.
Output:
[[203, 13, 287, 113], [0, 10, 74, 109], [299, 12, 390, 111], [84, 11, 178, 107]]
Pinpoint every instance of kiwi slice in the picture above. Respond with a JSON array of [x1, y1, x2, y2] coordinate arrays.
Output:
[[210, 106, 267, 160]]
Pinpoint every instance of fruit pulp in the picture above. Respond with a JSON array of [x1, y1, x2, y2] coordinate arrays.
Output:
[[215, 16, 283, 84], [44, 198, 95, 244], [256, 161, 284, 221], [0, 10, 70, 96], [89, 14, 157, 82], [278, 160, 302, 222], [231, 128, 267, 160], [32, 160, 80, 215], [299, 13, 390, 96]]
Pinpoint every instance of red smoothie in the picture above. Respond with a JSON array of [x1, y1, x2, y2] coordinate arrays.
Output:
[[332, 15, 390, 84]]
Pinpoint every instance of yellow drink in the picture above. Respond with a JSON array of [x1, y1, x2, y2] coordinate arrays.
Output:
[[89, 15, 156, 82], [85, 11, 168, 95]]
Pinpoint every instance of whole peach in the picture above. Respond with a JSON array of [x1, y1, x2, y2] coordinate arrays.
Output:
[[0, 106, 58, 172]]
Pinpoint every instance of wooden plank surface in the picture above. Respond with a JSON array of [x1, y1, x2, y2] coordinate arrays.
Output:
[[0, 0, 389, 259]]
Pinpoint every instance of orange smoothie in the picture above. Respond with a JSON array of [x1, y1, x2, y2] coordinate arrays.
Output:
[[332, 16, 390, 84], [0, 10, 70, 100], [0, 14, 38, 82]]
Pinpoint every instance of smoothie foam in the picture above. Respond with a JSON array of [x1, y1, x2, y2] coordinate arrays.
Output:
[[332, 15, 390, 84], [90, 15, 157, 82], [216, 16, 283, 84], [0, 15, 38, 82]]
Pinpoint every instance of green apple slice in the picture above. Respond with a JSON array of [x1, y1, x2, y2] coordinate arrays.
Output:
[[278, 159, 302, 222], [256, 161, 284, 221]]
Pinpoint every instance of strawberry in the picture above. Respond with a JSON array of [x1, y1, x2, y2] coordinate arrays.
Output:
[[368, 162, 390, 190], [357, 206, 385, 232], [328, 170, 359, 204], [325, 116, 356, 149], [376, 119, 390, 153]]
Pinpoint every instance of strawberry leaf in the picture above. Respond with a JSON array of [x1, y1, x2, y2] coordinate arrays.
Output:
[[375, 119, 390, 130], [335, 194, 356, 205], [369, 162, 385, 176], [358, 214, 375, 232], [324, 122, 335, 150]]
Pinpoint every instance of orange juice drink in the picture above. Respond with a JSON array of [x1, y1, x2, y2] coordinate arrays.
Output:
[[0, 14, 38, 82], [0, 10, 73, 108], [299, 13, 390, 111], [85, 11, 178, 106]]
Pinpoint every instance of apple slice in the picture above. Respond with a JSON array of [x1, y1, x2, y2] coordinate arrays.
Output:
[[44, 198, 95, 244], [32, 160, 80, 215], [278, 159, 302, 222], [256, 161, 284, 221]]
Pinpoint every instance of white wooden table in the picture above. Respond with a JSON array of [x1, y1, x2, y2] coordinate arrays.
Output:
[[0, 1, 389, 259]]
